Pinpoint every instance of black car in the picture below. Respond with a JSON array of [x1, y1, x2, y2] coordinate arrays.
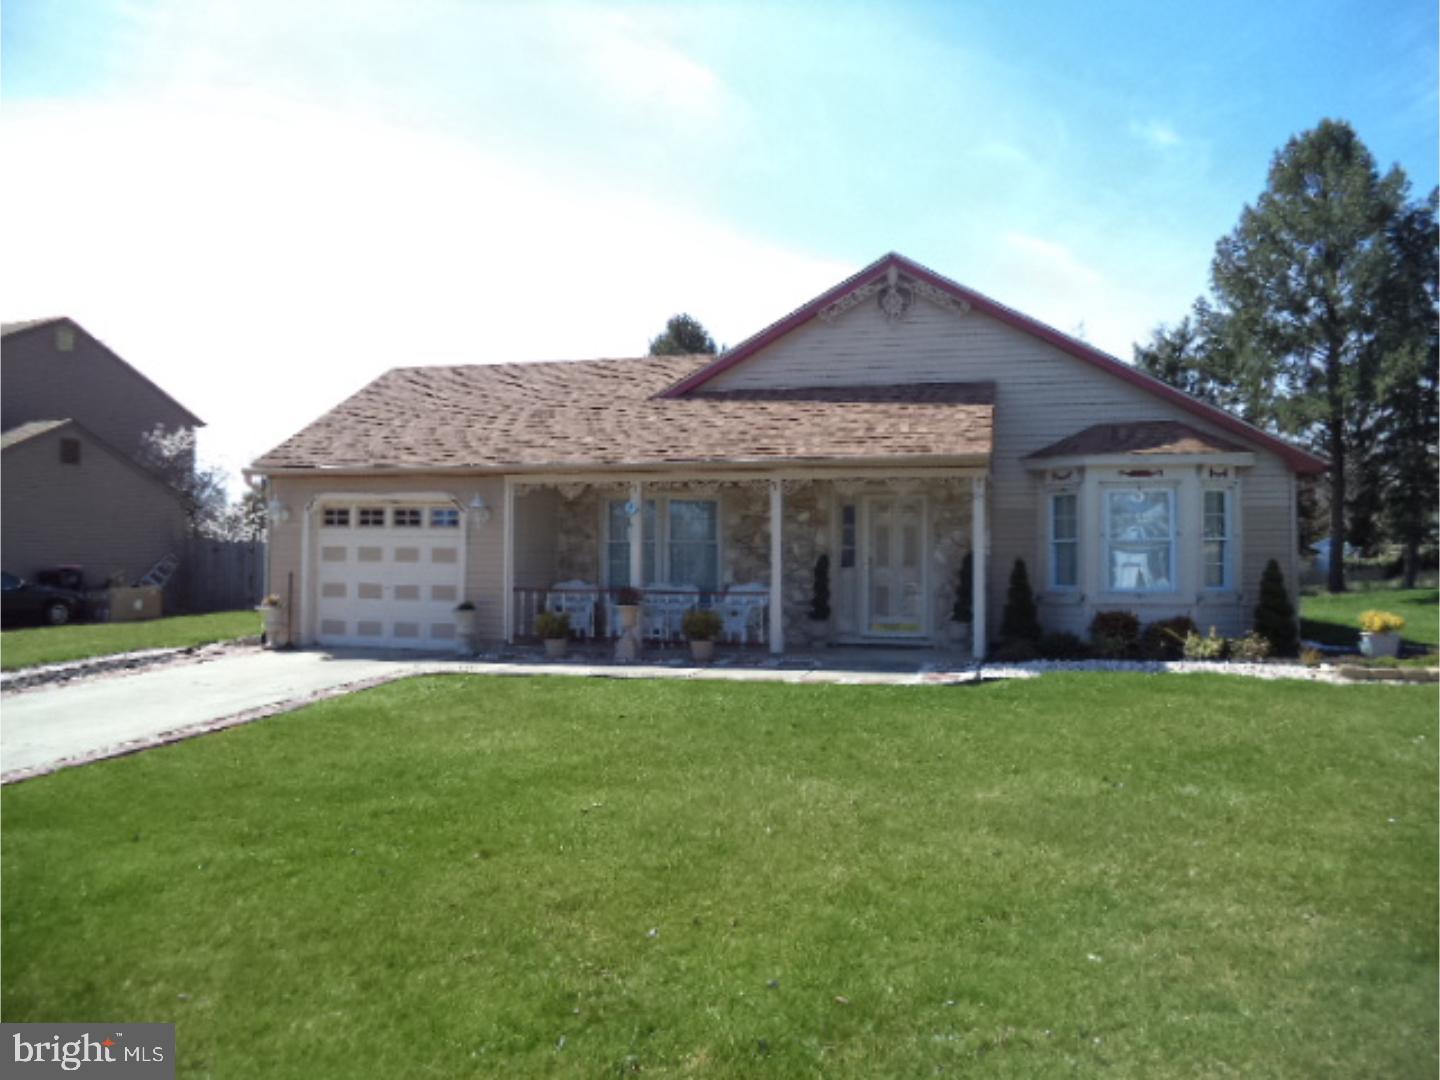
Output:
[[1, 571, 85, 627]]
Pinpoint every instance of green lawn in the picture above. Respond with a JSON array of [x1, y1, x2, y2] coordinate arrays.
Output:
[[3, 674, 1435, 1078], [1300, 585, 1438, 658], [0, 609, 261, 671]]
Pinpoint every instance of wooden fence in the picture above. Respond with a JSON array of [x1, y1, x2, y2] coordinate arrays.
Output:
[[184, 539, 265, 613]]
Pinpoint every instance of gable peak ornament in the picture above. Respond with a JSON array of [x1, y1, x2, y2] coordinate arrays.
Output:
[[816, 264, 970, 324]]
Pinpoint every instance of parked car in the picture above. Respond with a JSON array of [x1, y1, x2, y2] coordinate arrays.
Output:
[[1, 571, 86, 627]]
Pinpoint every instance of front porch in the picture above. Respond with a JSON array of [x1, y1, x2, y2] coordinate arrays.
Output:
[[502, 469, 990, 658]]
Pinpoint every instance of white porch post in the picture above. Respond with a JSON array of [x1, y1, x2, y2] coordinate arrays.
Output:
[[628, 481, 644, 587], [971, 475, 988, 661], [502, 478, 516, 643], [769, 478, 784, 655]]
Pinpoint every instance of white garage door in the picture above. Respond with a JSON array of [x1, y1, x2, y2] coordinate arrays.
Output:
[[313, 501, 465, 649]]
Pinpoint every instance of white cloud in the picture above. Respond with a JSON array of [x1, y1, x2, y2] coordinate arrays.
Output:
[[1, 93, 846, 490], [1130, 119, 1182, 148]]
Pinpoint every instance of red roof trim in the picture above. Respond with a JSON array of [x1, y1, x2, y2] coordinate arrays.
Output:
[[661, 253, 1327, 476]]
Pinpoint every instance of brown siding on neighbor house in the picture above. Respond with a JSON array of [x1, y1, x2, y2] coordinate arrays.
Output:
[[267, 474, 506, 645], [2, 322, 201, 463], [1, 427, 187, 586], [705, 298, 1300, 638]]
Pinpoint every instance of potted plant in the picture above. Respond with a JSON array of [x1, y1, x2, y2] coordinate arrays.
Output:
[[454, 600, 478, 653], [258, 594, 286, 648], [615, 586, 643, 632], [807, 554, 831, 646], [682, 608, 723, 662], [1358, 609, 1405, 658], [536, 610, 571, 659]]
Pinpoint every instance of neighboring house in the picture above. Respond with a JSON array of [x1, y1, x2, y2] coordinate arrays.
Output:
[[251, 253, 1325, 657], [1, 318, 203, 590]]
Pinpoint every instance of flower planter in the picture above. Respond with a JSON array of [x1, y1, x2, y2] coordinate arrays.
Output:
[[260, 606, 287, 649], [1359, 631, 1401, 659], [689, 639, 715, 663], [618, 604, 641, 631], [544, 637, 569, 660]]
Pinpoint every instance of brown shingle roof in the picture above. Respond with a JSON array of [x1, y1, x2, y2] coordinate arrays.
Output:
[[1028, 421, 1248, 460], [253, 356, 994, 471]]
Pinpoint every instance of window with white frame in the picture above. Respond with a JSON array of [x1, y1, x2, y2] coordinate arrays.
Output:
[[1202, 489, 1232, 588], [1105, 488, 1175, 591], [1050, 492, 1078, 588], [392, 507, 423, 528], [430, 507, 460, 529], [322, 507, 350, 527], [357, 507, 385, 528], [606, 497, 719, 591]]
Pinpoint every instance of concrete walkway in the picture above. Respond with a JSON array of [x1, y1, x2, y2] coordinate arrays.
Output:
[[1, 644, 1376, 785]]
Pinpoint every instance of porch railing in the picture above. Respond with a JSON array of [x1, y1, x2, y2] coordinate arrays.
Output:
[[512, 585, 769, 646]]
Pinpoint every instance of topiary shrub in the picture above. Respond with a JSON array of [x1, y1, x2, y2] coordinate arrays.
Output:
[[1253, 558, 1299, 657], [1228, 630, 1272, 663], [1140, 616, 1199, 660], [991, 638, 1038, 663], [952, 552, 974, 624], [809, 553, 831, 621], [1089, 610, 1141, 659], [1037, 631, 1092, 660], [535, 610, 571, 640], [1183, 627, 1229, 661], [999, 558, 1041, 644]]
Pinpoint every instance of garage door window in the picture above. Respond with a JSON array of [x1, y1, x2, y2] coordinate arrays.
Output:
[[431, 507, 460, 528], [393, 507, 423, 528], [322, 508, 350, 527], [358, 507, 385, 527]]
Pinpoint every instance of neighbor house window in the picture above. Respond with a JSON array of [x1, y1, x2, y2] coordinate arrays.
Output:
[[840, 505, 857, 568], [358, 507, 386, 527], [322, 507, 350, 527], [393, 507, 423, 528], [606, 498, 719, 591], [1202, 489, 1232, 589], [1050, 492, 1078, 588], [1105, 488, 1175, 591], [430, 507, 460, 528], [59, 438, 81, 465]]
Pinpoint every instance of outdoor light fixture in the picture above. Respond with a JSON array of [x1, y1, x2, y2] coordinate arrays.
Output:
[[267, 499, 291, 524], [469, 494, 492, 524]]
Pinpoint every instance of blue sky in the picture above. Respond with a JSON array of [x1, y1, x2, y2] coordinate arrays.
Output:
[[4, 0, 1436, 485]]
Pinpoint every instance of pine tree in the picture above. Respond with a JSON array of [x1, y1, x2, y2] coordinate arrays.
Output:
[[1253, 558, 1300, 657], [999, 558, 1041, 643], [648, 314, 718, 356]]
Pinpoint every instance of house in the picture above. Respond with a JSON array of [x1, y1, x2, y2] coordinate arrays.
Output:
[[250, 253, 1325, 657], [1, 318, 203, 595]]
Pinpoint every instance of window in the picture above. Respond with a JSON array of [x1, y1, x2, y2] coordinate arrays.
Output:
[[606, 498, 719, 590], [430, 507, 460, 528], [59, 438, 81, 465], [322, 507, 350, 527], [1203, 489, 1232, 589], [840, 505, 857, 569], [1050, 492, 1078, 588], [1105, 488, 1175, 591], [358, 507, 385, 527], [393, 507, 423, 528]]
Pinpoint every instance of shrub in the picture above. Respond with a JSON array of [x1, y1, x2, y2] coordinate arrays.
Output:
[[952, 552, 974, 624], [1183, 627, 1229, 661], [1358, 609, 1406, 634], [999, 559, 1041, 643], [809, 554, 831, 621], [1037, 631, 1092, 660], [535, 610, 571, 640], [1089, 610, 1141, 659], [1228, 631, 1272, 663], [991, 638, 1038, 662], [1140, 616, 1198, 660], [1300, 646, 1325, 667], [1253, 558, 1299, 657], [681, 608, 723, 641]]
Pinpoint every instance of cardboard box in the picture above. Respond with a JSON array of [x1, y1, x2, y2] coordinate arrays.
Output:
[[108, 586, 163, 622]]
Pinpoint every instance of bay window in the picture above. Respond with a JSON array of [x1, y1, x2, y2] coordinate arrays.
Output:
[[1105, 487, 1175, 591], [1202, 488, 1233, 589], [1050, 492, 1078, 588]]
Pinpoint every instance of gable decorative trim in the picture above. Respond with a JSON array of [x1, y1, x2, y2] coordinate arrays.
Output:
[[817, 265, 971, 325]]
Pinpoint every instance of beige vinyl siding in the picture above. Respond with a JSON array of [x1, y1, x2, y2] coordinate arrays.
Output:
[[268, 474, 505, 645], [710, 297, 1302, 638], [512, 487, 560, 589], [1, 429, 186, 587]]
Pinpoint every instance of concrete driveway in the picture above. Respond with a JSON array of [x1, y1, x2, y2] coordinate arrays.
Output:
[[1, 648, 429, 781]]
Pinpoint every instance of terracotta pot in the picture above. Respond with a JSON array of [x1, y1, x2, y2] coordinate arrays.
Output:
[[690, 638, 715, 662], [1360, 631, 1401, 659], [544, 637, 568, 659], [618, 604, 641, 630]]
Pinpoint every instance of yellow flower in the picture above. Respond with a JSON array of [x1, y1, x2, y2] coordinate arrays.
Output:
[[1358, 610, 1405, 634]]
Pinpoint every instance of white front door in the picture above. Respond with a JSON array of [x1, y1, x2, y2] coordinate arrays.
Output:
[[861, 495, 927, 637]]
